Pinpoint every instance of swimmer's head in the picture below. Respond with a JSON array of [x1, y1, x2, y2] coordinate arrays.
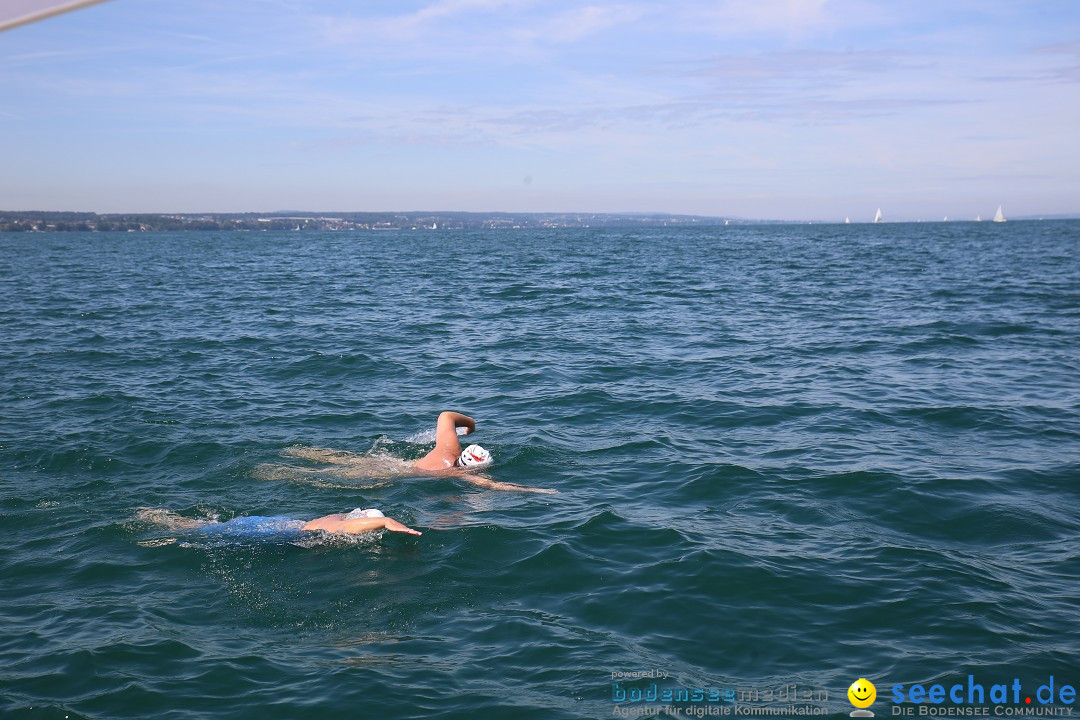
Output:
[[457, 444, 493, 470], [344, 508, 385, 520]]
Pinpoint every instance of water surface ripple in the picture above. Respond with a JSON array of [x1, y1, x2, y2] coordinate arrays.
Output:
[[1, 223, 1077, 718]]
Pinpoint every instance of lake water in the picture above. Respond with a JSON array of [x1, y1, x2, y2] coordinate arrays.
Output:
[[1, 222, 1077, 719]]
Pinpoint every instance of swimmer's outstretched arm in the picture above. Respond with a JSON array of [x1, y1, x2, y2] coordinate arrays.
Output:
[[301, 514, 422, 535], [462, 475, 558, 494], [379, 517, 422, 535]]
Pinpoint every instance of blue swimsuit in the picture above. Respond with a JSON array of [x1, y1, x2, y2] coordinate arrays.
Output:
[[195, 516, 306, 539]]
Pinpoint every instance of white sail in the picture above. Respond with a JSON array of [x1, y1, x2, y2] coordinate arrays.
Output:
[[873, 208, 883, 223], [993, 206, 1006, 223], [844, 217, 850, 224], [975, 215, 982, 222]]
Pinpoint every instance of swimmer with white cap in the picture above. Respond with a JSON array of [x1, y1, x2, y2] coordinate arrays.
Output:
[[411, 411, 556, 493], [412, 411, 494, 473]]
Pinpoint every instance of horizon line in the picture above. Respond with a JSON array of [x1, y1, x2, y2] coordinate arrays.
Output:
[[4, 208, 1080, 220]]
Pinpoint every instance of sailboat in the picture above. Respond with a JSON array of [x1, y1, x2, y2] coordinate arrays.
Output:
[[844, 217, 850, 224], [975, 215, 982, 222], [873, 208, 883, 223], [993, 206, 1006, 223]]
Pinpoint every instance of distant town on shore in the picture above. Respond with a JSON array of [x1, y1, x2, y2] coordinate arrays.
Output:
[[0, 210, 734, 232], [1, 210, 1075, 232]]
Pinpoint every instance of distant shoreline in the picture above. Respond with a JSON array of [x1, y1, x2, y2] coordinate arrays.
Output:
[[1, 210, 1075, 232], [1, 211, 723, 233]]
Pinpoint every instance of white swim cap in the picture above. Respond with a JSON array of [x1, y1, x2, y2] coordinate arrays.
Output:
[[344, 508, 385, 520], [457, 444, 493, 470]]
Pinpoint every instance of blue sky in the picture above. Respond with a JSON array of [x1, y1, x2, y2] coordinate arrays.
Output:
[[2, 0, 1078, 220]]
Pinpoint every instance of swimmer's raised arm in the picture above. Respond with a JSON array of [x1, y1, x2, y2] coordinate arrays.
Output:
[[437, 411, 475, 440], [415, 411, 476, 471]]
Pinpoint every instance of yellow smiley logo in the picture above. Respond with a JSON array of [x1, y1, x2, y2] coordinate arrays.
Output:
[[848, 678, 877, 709]]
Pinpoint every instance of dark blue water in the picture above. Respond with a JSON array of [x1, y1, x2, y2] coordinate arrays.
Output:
[[1, 223, 1078, 719]]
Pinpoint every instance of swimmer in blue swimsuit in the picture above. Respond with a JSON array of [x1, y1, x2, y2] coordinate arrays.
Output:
[[138, 507, 421, 537]]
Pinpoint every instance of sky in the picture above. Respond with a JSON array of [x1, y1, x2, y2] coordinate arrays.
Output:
[[1, 0, 1078, 220]]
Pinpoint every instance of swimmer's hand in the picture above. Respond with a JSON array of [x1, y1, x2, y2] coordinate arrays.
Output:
[[383, 518, 423, 536]]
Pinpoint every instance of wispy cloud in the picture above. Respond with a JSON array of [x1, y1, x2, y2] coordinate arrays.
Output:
[[1028, 40, 1080, 84], [682, 0, 832, 36], [313, 0, 649, 57], [315, 0, 536, 45], [665, 0, 903, 42], [520, 4, 650, 43], [0, 44, 139, 68]]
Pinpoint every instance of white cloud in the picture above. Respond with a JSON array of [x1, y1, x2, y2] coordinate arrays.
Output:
[[314, 0, 649, 54], [526, 5, 650, 44], [315, 0, 536, 45], [680, 0, 830, 36]]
